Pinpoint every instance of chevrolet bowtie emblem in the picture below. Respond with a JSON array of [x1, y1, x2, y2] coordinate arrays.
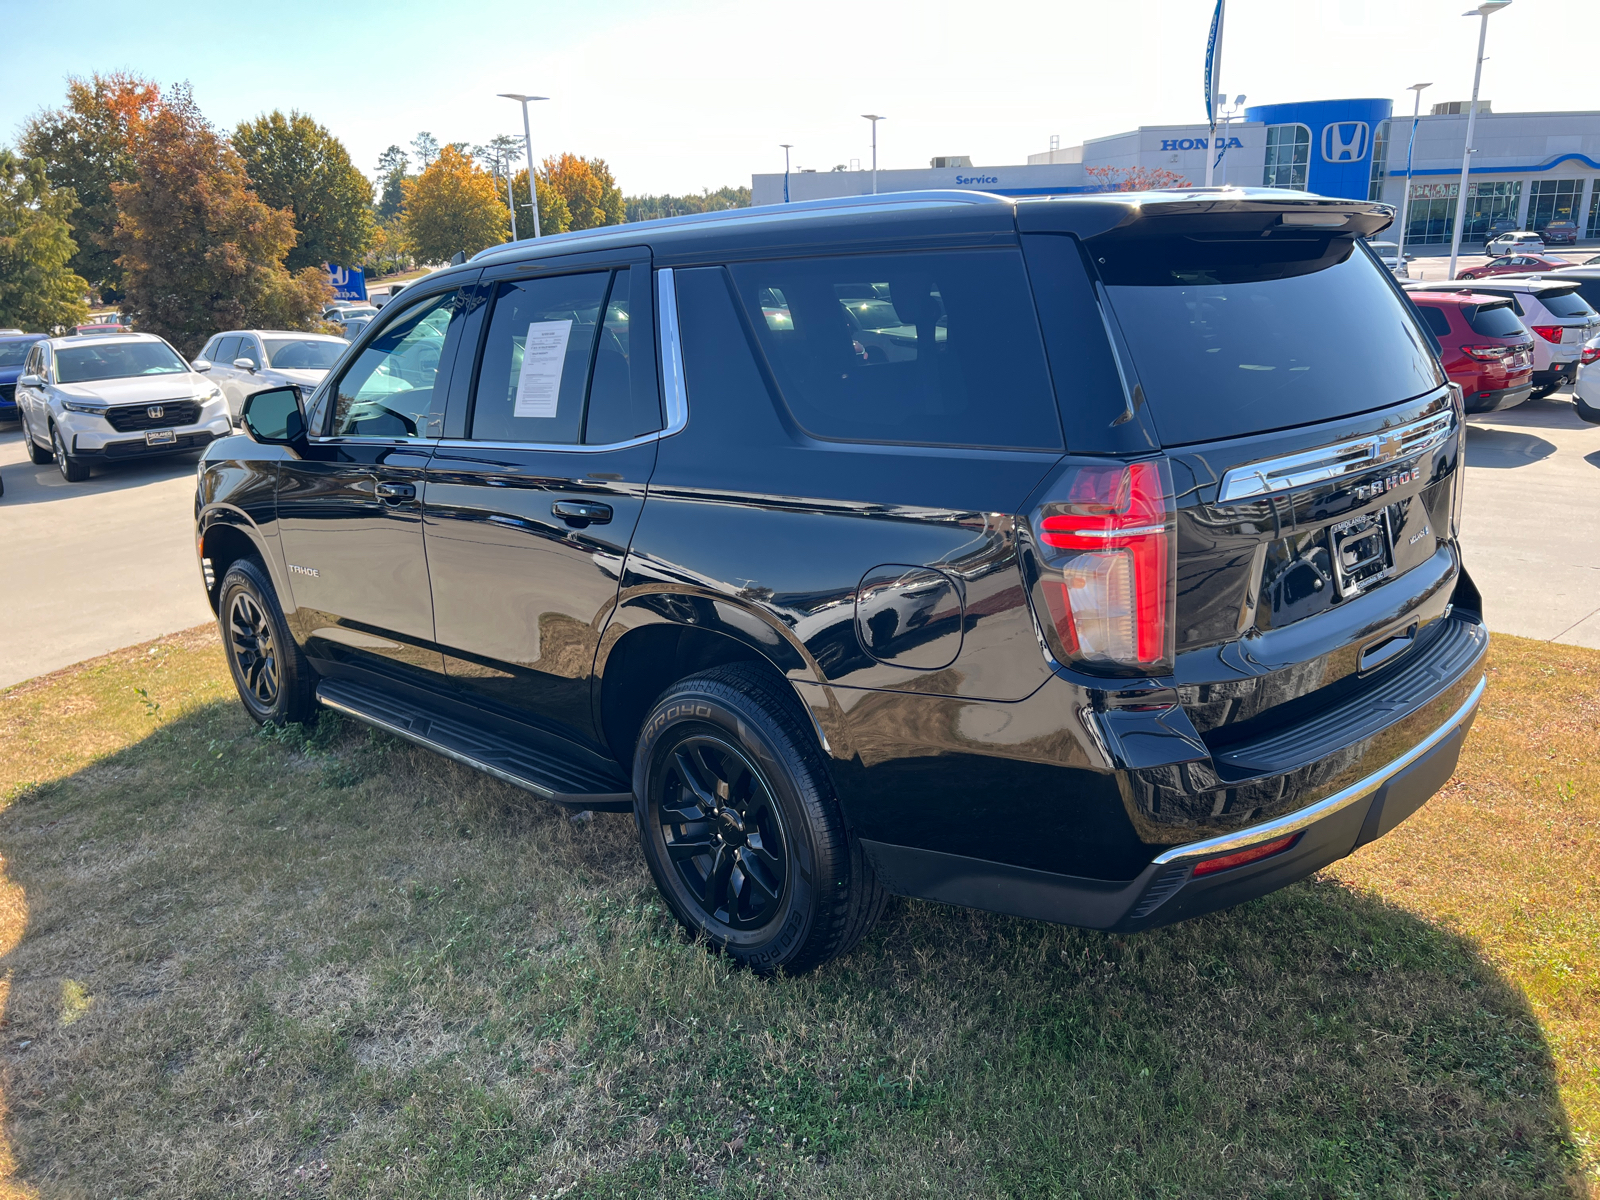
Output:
[[1376, 432, 1402, 461]]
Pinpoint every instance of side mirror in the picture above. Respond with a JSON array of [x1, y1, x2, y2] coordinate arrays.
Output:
[[18, 373, 41, 388], [233, 357, 258, 374], [191, 358, 212, 373], [240, 386, 306, 446]]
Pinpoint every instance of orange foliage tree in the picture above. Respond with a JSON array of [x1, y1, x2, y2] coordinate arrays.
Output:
[[542, 154, 625, 231], [401, 146, 509, 263]]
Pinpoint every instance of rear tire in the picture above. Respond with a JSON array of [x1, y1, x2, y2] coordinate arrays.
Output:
[[633, 664, 886, 975], [51, 424, 89, 482], [217, 557, 317, 726]]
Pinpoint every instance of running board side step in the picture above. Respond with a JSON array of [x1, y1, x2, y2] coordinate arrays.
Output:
[[315, 679, 634, 812]]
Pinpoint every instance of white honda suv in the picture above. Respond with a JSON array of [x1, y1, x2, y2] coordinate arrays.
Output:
[[15, 332, 232, 482]]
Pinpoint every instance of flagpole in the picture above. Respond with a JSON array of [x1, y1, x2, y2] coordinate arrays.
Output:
[[1205, 0, 1226, 187]]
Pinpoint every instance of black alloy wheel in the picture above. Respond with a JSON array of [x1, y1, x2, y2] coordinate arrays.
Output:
[[633, 664, 887, 974], [216, 557, 317, 725], [655, 735, 790, 930], [228, 590, 280, 710]]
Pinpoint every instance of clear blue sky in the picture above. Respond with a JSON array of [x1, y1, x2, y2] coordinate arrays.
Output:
[[1, 0, 1592, 196]]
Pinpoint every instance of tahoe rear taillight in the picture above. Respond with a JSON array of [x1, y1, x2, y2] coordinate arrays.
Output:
[[1025, 458, 1176, 675]]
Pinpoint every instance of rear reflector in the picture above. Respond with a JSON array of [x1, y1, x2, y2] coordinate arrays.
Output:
[[1027, 458, 1176, 672], [1191, 833, 1301, 877]]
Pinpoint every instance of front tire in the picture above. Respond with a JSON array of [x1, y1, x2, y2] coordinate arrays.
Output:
[[51, 424, 89, 482], [217, 558, 316, 725], [633, 664, 886, 974], [25, 420, 52, 465]]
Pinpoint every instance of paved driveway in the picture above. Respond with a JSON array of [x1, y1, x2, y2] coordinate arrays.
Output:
[[0, 424, 213, 690]]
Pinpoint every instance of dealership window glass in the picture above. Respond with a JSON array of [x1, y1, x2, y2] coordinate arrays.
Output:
[[728, 250, 1063, 450], [330, 292, 458, 439], [1262, 124, 1310, 190], [1527, 178, 1582, 232], [1587, 185, 1600, 239], [470, 271, 609, 445], [1367, 119, 1390, 202], [1098, 233, 1443, 445], [1460, 180, 1521, 242]]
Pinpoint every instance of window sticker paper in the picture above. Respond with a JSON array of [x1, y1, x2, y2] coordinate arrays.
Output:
[[513, 319, 573, 418]]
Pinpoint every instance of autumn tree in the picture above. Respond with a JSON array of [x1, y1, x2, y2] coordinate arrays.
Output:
[[112, 86, 330, 355], [1084, 165, 1191, 192], [543, 154, 625, 230], [233, 110, 374, 271], [0, 152, 89, 331], [509, 168, 570, 237], [626, 185, 750, 222], [19, 72, 162, 295], [375, 145, 408, 220], [401, 146, 508, 264]]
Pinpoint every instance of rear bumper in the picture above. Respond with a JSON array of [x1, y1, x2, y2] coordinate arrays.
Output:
[[862, 672, 1486, 932], [1533, 361, 1579, 387], [1463, 381, 1533, 413]]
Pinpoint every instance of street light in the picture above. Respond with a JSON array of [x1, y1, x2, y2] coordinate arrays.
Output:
[[1214, 94, 1246, 186], [1394, 82, 1432, 268], [780, 143, 794, 203], [862, 115, 884, 195], [1447, 1, 1511, 279], [498, 93, 549, 238]]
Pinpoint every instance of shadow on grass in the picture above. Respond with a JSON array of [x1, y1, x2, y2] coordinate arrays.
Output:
[[0, 700, 1585, 1199]]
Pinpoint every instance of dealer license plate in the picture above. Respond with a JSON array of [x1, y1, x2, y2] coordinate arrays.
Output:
[[145, 429, 176, 446], [1328, 510, 1393, 598]]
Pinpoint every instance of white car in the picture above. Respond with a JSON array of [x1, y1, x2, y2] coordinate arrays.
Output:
[[1485, 230, 1546, 256], [1573, 334, 1600, 423], [1366, 240, 1412, 278], [193, 330, 349, 422], [14, 332, 231, 482], [1407, 277, 1600, 397]]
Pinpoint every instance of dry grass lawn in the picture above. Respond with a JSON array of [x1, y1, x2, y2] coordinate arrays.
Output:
[[0, 625, 1593, 1198]]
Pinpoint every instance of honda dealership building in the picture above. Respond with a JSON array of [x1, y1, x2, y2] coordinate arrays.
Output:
[[751, 98, 1600, 245]]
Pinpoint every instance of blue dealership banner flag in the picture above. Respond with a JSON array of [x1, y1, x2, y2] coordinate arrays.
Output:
[[326, 263, 367, 302], [1204, 0, 1224, 131]]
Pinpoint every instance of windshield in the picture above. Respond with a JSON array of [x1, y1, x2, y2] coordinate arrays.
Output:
[[1099, 232, 1444, 445], [55, 341, 188, 383], [1540, 291, 1596, 319], [1367, 242, 1399, 256], [263, 338, 345, 369], [0, 341, 37, 368]]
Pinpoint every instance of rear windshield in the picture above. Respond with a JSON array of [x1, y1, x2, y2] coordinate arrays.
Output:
[[55, 341, 187, 383], [1466, 304, 1525, 338], [0, 341, 37, 368], [1097, 234, 1443, 445], [263, 338, 345, 369], [1539, 290, 1596, 319]]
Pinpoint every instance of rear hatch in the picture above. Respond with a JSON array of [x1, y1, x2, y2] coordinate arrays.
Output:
[[1082, 198, 1468, 751]]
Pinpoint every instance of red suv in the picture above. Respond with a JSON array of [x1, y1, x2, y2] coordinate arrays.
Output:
[[1409, 291, 1534, 412], [1456, 253, 1571, 280]]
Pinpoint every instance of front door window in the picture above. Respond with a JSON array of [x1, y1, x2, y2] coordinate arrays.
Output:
[[330, 293, 457, 439]]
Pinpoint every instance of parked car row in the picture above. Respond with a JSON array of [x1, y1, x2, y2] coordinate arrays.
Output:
[[192, 330, 349, 422]]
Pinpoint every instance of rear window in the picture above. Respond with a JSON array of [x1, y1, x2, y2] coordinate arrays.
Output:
[[1539, 290, 1596, 319], [0, 340, 36, 368], [727, 249, 1062, 450], [1097, 234, 1444, 445], [263, 338, 345, 369], [1416, 304, 1453, 339], [1466, 304, 1525, 338]]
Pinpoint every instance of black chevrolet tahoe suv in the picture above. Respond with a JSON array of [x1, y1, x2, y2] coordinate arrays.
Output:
[[196, 188, 1487, 973]]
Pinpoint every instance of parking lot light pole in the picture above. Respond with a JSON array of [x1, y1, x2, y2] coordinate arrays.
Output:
[[1447, 2, 1511, 280], [862, 115, 884, 194], [1394, 83, 1431, 267], [780, 143, 793, 202], [498, 93, 548, 238]]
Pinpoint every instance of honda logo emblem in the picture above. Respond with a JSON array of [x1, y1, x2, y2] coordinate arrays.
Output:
[[146, 405, 164, 419], [1321, 121, 1370, 163]]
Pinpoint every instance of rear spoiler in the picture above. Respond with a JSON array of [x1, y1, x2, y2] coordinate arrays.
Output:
[[1016, 188, 1395, 241]]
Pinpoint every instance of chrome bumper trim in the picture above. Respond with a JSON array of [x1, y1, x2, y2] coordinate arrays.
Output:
[[1151, 672, 1487, 866]]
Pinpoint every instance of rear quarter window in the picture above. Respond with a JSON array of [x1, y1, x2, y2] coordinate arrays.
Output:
[[727, 249, 1063, 450], [1098, 234, 1445, 445], [1416, 304, 1454, 339]]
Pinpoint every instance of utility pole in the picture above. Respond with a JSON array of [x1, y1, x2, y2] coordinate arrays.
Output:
[[1395, 83, 1431, 267], [498, 93, 548, 238], [862, 115, 884, 194], [1448, 3, 1511, 280], [780, 143, 793, 203]]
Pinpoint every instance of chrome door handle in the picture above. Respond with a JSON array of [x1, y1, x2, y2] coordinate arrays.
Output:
[[375, 481, 416, 501], [552, 500, 612, 526]]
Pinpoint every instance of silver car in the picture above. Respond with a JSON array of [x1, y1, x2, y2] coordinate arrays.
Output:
[[15, 332, 231, 482], [193, 330, 349, 422]]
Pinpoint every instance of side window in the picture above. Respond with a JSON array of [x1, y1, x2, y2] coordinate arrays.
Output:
[[469, 271, 609, 445], [22, 346, 37, 377], [213, 336, 241, 368], [330, 292, 460, 439], [1418, 305, 1453, 339], [236, 336, 261, 368], [1510, 296, 1526, 316], [581, 268, 660, 444], [727, 250, 1064, 450]]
